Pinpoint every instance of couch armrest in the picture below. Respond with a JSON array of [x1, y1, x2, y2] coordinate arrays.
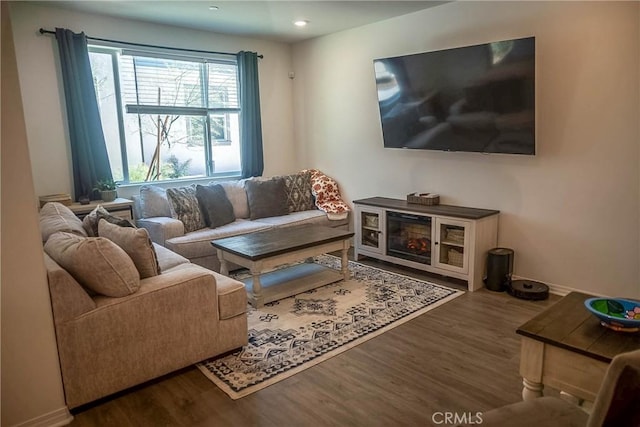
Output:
[[44, 253, 96, 323], [57, 265, 220, 408], [137, 217, 184, 246]]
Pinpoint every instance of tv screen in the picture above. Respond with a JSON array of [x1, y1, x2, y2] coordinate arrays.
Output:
[[374, 37, 535, 155]]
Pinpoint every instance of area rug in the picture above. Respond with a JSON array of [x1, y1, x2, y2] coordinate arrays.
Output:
[[197, 255, 463, 399]]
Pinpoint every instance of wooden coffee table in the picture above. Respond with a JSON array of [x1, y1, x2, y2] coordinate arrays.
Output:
[[211, 225, 354, 308], [516, 291, 640, 404]]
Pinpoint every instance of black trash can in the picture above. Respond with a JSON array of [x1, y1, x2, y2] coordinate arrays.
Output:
[[485, 248, 514, 292]]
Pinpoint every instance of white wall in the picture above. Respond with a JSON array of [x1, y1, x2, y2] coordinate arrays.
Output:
[[9, 2, 297, 200], [8, 2, 640, 298], [292, 1, 640, 297], [1, 3, 72, 426]]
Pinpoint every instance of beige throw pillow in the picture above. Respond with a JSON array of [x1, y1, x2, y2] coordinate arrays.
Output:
[[44, 232, 140, 297], [39, 202, 87, 242], [98, 219, 160, 279], [218, 180, 250, 219]]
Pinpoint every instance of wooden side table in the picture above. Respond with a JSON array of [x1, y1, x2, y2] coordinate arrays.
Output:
[[67, 198, 134, 221], [516, 291, 640, 403]]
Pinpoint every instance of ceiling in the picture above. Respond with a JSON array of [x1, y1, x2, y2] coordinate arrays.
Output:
[[40, 1, 446, 43]]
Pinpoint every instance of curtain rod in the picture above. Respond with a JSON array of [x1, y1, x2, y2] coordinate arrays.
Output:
[[38, 28, 263, 58]]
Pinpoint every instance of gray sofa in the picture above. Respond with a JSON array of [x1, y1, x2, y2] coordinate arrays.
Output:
[[133, 176, 350, 272], [39, 202, 248, 409]]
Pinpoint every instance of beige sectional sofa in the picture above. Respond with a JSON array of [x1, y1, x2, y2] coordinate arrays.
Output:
[[134, 174, 350, 272], [39, 202, 247, 409]]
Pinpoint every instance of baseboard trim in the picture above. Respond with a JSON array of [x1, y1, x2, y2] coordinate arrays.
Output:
[[511, 275, 608, 297], [12, 407, 73, 427]]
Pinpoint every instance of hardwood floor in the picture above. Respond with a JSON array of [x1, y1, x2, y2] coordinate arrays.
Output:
[[69, 256, 559, 427]]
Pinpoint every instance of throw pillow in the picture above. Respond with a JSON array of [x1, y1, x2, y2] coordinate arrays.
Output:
[[98, 219, 160, 279], [139, 185, 172, 218], [195, 184, 236, 229], [44, 232, 140, 297], [82, 205, 135, 237], [166, 185, 205, 233], [218, 180, 250, 219], [39, 202, 88, 242], [244, 177, 289, 220], [282, 171, 314, 212]]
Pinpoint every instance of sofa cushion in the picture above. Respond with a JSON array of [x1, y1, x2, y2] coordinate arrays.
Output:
[[44, 253, 97, 323], [219, 180, 249, 219], [83, 205, 134, 237], [153, 243, 190, 272], [139, 185, 172, 218], [282, 171, 315, 213], [98, 219, 160, 279], [245, 177, 289, 220], [165, 219, 271, 260], [40, 202, 87, 242], [195, 184, 236, 229], [252, 209, 349, 229], [166, 185, 205, 233], [44, 232, 140, 297]]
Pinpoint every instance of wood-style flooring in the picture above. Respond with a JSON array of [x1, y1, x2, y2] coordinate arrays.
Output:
[[69, 256, 560, 427]]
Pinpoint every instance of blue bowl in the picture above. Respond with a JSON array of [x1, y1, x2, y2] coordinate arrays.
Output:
[[584, 298, 640, 332]]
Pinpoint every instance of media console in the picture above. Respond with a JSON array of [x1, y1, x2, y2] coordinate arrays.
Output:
[[353, 197, 499, 291]]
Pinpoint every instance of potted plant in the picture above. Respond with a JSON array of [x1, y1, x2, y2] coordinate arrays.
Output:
[[94, 178, 118, 202]]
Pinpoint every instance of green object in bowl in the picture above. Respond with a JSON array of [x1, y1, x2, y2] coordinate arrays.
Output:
[[591, 299, 626, 318]]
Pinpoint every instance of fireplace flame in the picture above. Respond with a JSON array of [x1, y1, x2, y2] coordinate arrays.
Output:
[[406, 238, 430, 254]]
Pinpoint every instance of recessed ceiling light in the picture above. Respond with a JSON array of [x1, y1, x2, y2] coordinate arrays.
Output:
[[209, 5, 219, 11], [293, 20, 309, 27]]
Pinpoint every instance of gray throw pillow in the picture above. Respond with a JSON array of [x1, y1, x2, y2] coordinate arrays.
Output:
[[245, 177, 289, 220], [282, 171, 314, 212], [195, 184, 236, 229], [139, 185, 172, 218], [166, 185, 205, 233]]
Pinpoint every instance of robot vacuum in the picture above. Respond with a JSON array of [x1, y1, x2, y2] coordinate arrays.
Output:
[[508, 279, 549, 300]]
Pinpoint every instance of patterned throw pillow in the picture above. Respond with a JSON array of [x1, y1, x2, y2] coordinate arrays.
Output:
[[282, 171, 315, 213], [82, 205, 135, 237], [166, 185, 205, 233]]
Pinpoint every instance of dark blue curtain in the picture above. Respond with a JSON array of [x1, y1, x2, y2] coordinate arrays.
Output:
[[55, 28, 112, 201], [237, 51, 264, 178]]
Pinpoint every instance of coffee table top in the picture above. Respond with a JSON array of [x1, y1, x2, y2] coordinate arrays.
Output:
[[211, 225, 354, 261], [516, 291, 640, 363]]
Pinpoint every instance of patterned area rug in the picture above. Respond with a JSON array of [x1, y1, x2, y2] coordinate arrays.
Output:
[[197, 255, 463, 399]]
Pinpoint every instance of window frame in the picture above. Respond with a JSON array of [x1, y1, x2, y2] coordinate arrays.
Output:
[[88, 44, 241, 184]]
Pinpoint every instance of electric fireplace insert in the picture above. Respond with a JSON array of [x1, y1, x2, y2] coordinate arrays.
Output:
[[386, 211, 432, 264]]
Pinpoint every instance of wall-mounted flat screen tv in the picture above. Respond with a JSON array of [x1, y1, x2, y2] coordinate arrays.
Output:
[[374, 37, 535, 155]]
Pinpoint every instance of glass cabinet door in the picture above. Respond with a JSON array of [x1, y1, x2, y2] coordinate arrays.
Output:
[[358, 208, 384, 255], [434, 218, 470, 274]]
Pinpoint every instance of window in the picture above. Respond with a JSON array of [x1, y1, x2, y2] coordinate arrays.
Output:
[[88, 46, 241, 183]]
